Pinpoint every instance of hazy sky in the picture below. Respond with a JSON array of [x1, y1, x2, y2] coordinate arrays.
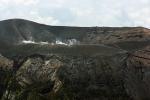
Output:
[[0, 0, 150, 27]]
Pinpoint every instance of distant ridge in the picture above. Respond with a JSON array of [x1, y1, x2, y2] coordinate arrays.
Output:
[[0, 18, 149, 52]]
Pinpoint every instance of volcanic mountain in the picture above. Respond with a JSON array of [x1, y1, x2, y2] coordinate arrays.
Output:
[[0, 19, 150, 45], [0, 19, 150, 100], [0, 19, 150, 56]]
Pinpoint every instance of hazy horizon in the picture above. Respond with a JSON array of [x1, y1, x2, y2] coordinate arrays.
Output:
[[0, 0, 150, 27]]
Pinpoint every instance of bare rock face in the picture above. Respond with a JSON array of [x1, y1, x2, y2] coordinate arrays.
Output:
[[125, 46, 150, 100], [1, 52, 132, 100]]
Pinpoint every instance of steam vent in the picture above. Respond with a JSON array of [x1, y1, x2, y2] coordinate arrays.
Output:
[[0, 19, 150, 100]]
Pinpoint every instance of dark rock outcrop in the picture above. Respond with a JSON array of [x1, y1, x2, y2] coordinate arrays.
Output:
[[0, 55, 13, 99], [1, 52, 131, 100]]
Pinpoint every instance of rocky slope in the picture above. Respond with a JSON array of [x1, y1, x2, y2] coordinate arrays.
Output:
[[0, 19, 150, 100]]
